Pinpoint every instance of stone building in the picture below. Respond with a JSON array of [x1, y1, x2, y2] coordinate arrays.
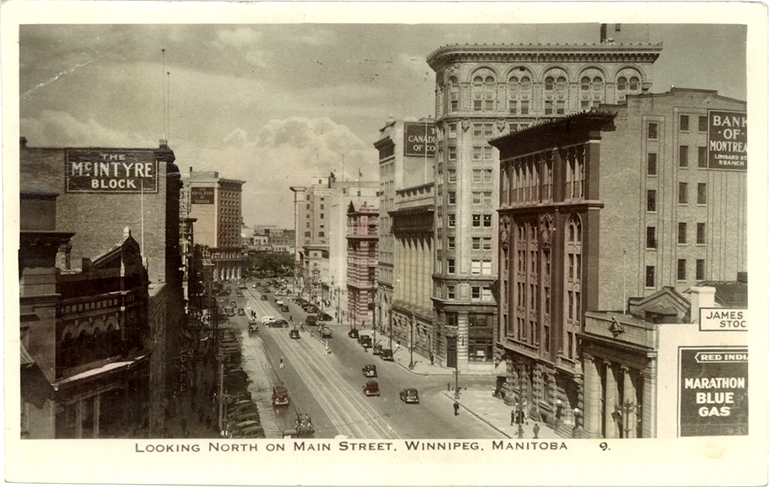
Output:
[[346, 201, 379, 328]]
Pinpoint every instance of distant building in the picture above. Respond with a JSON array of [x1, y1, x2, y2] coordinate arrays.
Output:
[[491, 88, 746, 437], [346, 201, 379, 327], [184, 170, 246, 281]]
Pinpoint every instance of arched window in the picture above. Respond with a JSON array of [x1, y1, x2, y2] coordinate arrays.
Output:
[[545, 77, 554, 91], [629, 77, 639, 91], [563, 215, 583, 360], [592, 77, 603, 91], [617, 77, 627, 90], [473, 73, 496, 112], [581, 77, 590, 90], [448, 76, 459, 112], [521, 77, 530, 90], [556, 76, 567, 92]]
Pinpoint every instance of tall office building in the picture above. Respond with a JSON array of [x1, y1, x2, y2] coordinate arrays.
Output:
[[426, 25, 662, 371]]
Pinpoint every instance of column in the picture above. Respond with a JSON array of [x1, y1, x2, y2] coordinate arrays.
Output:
[[93, 394, 101, 438], [603, 360, 618, 438], [75, 400, 84, 439], [622, 366, 637, 438], [583, 355, 601, 438]]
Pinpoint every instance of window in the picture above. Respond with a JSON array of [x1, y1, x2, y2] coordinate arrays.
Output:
[[473, 146, 482, 160], [484, 124, 494, 137], [698, 146, 708, 167], [556, 100, 565, 115], [472, 260, 481, 274], [647, 190, 657, 211], [448, 123, 457, 138], [448, 147, 456, 160], [521, 100, 529, 114], [448, 192, 456, 205], [544, 100, 553, 115], [472, 170, 482, 183], [697, 223, 706, 244], [509, 100, 518, 114], [473, 124, 483, 137], [473, 214, 481, 227], [645, 266, 655, 288], [304, 231, 311, 237], [677, 259, 687, 281], [647, 153, 657, 175], [483, 146, 493, 160], [679, 182, 688, 204], [448, 170, 456, 183], [629, 77, 639, 91], [482, 288, 492, 301], [448, 214, 456, 227], [448, 236, 455, 250], [581, 77, 590, 90], [483, 192, 493, 205], [678, 222, 687, 244], [545, 77, 554, 91], [483, 214, 492, 227], [646, 226, 657, 248], [680, 115, 690, 131], [471, 287, 481, 300], [581, 100, 590, 110], [472, 237, 481, 250], [648, 122, 658, 140], [483, 169, 493, 183], [679, 146, 688, 167], [305, 203, 310, 210], [698, 116, 708, 132], [472, 191, 481, 205], [698, 183, 707, 204], [318, 231, 324, 238], [482, 260, 492, 275], [447, 259, 455, 274], [617, 77, 627, 90], [320, 213, 325, 219], [696, 259, 705, 280], [447, 285, 455, 299], [483, 237, 492, 250]]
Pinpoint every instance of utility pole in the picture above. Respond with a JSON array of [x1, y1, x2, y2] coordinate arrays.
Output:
[[409, 315, 415, 369]]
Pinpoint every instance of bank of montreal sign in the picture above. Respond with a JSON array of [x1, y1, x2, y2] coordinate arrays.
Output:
[[708, 110, 747, 171], [403, 122, 436, 157], [65, 150, 158, 193]]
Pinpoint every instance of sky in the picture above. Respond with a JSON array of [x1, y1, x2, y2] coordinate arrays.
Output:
[[18, 21, 747, 228]]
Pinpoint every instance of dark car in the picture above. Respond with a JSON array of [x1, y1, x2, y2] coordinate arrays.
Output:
[[362, 380, 380, 397], [380, 348, 394, 361], [359, 335, 372, 348], [348, 329, 359, 339], [280, 305, 290, 312], [272, 384, 289, 407], [261, 295, 268, 301], [319, 326, 332, 338], [362, 364, 377, 378], [289, 329, 300, 339], [238, 308, 246, 316], [305, 315, 317, 326], [318, 312, 333, 322], [372, 344, 383, 355], [274, 319, 289, 328], [399, 388, 419, 404]]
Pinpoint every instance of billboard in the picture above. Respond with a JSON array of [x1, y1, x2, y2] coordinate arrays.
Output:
[[190, 187, 215, 204], [708, 110, 747, 170], [678, 346, 748, 436], [403, 122, 436, 157], [65, 150, 158, 193]]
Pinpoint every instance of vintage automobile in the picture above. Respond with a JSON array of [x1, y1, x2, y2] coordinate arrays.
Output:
[[362, 364, 377, 378], [289, 329, 300, 339], [261, 316, 276, 326], [280, 305, 290, 312], [238, 308, 246, 316], [248, 322, 259, 334], [359, 335, 372, 349], [372, 344, 383, 355], [236, 290, 244, 297], [380, 348, 394, 361], [272, 384, 289, 407], [317, 312, 333, 322], [399, 388, 420, 404], [235, 424, 265, 438], [362, 380, 380, 397], [295, 413, 314, 437], [274, 319, 289, 328], [347, 329, 359, 339], [305, 315, 318, 326], [319, 326, 333, 338], [261, 294, 269, 301]]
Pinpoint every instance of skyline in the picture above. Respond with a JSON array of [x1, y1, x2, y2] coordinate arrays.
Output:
[[19, 22, 747, 228]]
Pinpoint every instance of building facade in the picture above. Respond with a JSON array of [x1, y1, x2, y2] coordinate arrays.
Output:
[[346, 201, 379, 328], [491, 89, 747, 437]]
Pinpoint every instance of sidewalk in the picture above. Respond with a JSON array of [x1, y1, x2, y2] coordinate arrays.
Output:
[[163, 351, 220, 439]]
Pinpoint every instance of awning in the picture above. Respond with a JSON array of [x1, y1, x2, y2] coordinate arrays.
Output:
[[54, 354, 148, 387]]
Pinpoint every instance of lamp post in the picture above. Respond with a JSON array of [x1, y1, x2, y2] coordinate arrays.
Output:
[[515, 359, 527, 439], [409, 315, 415, 369], [614, 399, 641, 438]]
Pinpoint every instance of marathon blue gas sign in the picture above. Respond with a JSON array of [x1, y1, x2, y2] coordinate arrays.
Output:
[[65, 150, 158, 193], [708, 110, 747, 170]]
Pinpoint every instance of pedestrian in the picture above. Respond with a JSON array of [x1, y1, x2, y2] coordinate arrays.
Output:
[[453, 401, 460, 416], [289, 315, 293, 322], [533, 423, 540, 439], [279, 356, 285, 369]]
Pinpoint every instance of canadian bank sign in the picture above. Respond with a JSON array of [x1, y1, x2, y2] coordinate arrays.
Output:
[[65, 150, 158, 193], [708, 110, 747, 171], [403, 122, 436, 157]]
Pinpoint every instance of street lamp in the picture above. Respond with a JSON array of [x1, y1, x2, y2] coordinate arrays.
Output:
[[613, 399, 641, 438], [515, 359, 528, 439], [409, 315, 415, 369]]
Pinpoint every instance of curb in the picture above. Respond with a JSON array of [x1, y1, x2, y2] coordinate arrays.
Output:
[[441, 391, 512, 439]]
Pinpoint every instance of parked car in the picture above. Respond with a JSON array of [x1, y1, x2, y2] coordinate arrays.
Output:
[[399, 388, 419, 404], [236, 290, 244, 297], [235, 424, 265, 438], [319, 326, 333, 338], [372, 344, 383, 355], [248, 322, 259, 334], [362, 380, 380, 397], [289, 329, 300, 339], [272, 384, 289, 407], [380, 348, 394, 361], [318, 312, 333, 322], [261, 295, 268, 301], [274, 319, 289, 328], [238, 308, 246, 316], [359, 335, 372, 348], [348, 329, 359, 339], [295, 413, 314, 437], [362, 364, 377, 378], [305, 315, 317, 326], [280, 305, 290, 312]]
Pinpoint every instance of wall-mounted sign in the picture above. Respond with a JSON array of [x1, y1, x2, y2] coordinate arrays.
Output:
[[699, 308, 748, 332], [404, 122, 436, 157], [679, 346, 748, 436], [65, 150, 158, 193], [190, 187, 215, 204], [708, 110, 747, 170]]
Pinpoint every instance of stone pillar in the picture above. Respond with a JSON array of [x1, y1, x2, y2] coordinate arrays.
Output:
[[622, 365, 637, 438], [93, 394, 101, 438], [583, 355, 602, 438], [642, 366, 655, 438], [603, 360, 618, 438]]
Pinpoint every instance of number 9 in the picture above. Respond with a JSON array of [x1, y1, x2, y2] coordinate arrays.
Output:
[[599, 442, 609, 451]]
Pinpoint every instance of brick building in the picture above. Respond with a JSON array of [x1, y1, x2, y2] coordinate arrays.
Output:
[[346, 201, 379, 327], [491, 89, 747, 437]]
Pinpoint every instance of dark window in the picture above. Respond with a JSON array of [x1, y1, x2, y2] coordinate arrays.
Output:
[[696, 259, 705, 280], [678, 222, 687, 244], [472, 214, 481, 227], [447, 259, 455, 274], [678, 182, 688, 204], [698, 183, 707, 204], [483, 214, 492, 227], [697, 223, 706, 244], [520, 100, 529, 115], [646, 227, 657, 248], [647, 153, 657, 175], [647, 122, 658, 140], [677, 259, 687, 280], [647, 190, 657, 211], [680, 115, 689, 131], [645, 266, 655, 288], [698, 146, 708, 168], [698, 116, 708, 132], [679, 146, 688, 167]]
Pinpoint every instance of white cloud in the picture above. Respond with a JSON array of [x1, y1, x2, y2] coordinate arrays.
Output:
[[20, 110, 149, 148]]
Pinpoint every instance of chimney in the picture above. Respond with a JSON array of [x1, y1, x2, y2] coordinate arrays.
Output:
[[82, 258, 92, 273], [688, 286, 716, 324]]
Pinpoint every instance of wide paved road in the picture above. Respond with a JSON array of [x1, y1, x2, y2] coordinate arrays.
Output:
[[237, 285, 500, 439]]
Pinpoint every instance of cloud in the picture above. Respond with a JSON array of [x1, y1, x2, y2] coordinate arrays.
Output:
[[20, 110, 149, 148]]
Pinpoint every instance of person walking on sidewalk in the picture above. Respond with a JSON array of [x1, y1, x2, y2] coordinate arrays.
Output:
[[279, 356, 285, 369], [453, 401, 460, 416]]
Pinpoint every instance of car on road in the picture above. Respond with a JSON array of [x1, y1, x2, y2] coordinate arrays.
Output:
[[234, 424, 265, 439], [248, 322, 259, 334], [317, 312, 333, 322], [362, 364, 377, 378], [362, 380, 380, 397], [272, 384, 289, 407], [305, 315, 317, 326], [399, 388, 419, 404], [289, 329, 300, 339], [380, 348, 394, 361], [280, 305, 289, 312], [238, 308, 246, 316], [359, 335, 372, 348], [372, 344, 383, 355], [295, 413, 315, 437], [261, 315, 276, 326], [238, 285, 247, 290], [347, 329, 359, 339], [274, 319, 289, 328], [275, 299, 284, 306], [236, 290, 244, 297], [319, 326, 332, 338]]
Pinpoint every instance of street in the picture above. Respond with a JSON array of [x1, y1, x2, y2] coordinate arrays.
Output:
[[227, 285, 501, 439]]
